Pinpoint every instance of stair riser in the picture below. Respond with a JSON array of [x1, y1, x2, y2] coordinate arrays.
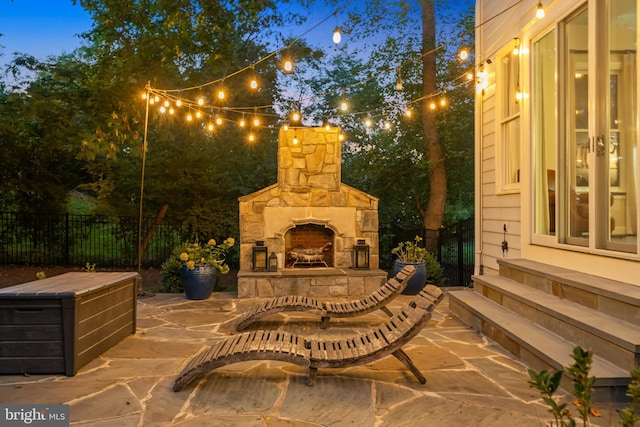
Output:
[[499, 264, 640, 325], [476, 282, 638, 369]]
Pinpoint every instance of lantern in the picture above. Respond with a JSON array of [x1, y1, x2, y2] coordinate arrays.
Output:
[[268, 252, 278, 272], [352, 239, 370, 270], [252, 241, 268, 271]]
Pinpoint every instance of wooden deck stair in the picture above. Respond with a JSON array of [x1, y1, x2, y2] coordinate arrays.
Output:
[[448, 258, 639, 403]]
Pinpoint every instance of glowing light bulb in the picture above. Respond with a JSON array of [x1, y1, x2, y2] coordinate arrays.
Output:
[[169, 108, 174, 115], [364, 118, 372, 127], [154, 95, 160, 103], [333, 26, 341, 44], [429, 101, 437, 110], [149, 98, 155, 105], [141, 93, 148, 100], [283, 59, 293, 72], [440, 98, 447, 107], [239, 118, 246, 127], [253, 117, 260, 127], [164, 100, 170, 107], [384, 121, 391, 130], [405, 109, 412, 118], [459, 49, 469, 60], [217, 89, 225, 100], [186, 113, 193, 121], [248, 133, 256, 142], [159, 106, 166, 113], [396, 77, 403, 91], [250, 78, 258, 89], [176, 100, 182, 107], [283, 123, 289, 131], [291, 111, 301, 122], [197, 97, 204, 106], [195, 111, 202, 118], [207, 123, 214, 132], [324, 122, 331, 131], [338, 133, 344, 141], [536, 2, 545, 19], [292, 135, 299, 145], [340, 100, 348, 111], [216, 116, 223, 125], [467, 72, 474, 81]]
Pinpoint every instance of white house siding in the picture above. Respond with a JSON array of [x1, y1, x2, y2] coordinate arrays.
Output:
[[475, 0, 640, 284]]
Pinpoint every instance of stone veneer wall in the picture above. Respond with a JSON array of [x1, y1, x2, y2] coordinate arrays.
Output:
[[237, 126, 385, 298]]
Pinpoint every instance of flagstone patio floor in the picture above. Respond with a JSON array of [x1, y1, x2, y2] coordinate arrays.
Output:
[[0, 290, 626, 426]]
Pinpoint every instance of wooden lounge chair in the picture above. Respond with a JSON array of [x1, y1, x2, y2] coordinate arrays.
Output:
[[235, 265, 416, 331], [173, 284, 443, 391]]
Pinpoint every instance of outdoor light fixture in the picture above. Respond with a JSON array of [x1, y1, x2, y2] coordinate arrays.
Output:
[[332, 26, 342, 44], [252, 241, 268, 271], [291, 111, 301, 122], [536, 1, 545, 19], [268, 252, 278, 272], [459, 48, 469, 60], [352, 239, 370, 270]]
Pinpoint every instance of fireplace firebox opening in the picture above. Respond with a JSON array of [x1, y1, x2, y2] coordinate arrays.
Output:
[[285, 224, 334, 268]]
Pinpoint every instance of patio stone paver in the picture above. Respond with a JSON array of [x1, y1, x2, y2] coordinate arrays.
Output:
[[0, 291, 624, 426]]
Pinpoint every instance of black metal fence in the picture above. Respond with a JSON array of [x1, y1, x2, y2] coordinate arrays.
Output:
[[436, 217, 474, 287], [0, 212, 183, 268], [1, 212, 474, 284]]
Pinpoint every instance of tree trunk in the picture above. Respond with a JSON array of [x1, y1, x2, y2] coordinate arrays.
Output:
[[420, 0, 446, 253]]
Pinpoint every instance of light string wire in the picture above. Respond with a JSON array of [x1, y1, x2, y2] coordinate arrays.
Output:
[[144, 0, 532, 131]]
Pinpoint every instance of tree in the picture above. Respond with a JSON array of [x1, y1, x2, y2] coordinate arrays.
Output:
[[420, 0, 445, 252]]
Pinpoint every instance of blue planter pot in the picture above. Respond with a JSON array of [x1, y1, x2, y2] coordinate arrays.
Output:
[[393, 260, 427, 295], [180, 266, 217, 300]]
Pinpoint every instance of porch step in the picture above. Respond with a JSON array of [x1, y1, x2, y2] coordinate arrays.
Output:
[[497, 258, 640, 325], [448, 289, 630, 403], [473, 274, 640, 370]]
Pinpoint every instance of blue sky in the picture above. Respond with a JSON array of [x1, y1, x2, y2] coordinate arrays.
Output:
[[0, 1, 92, 65], [0, 1, 344, 68]]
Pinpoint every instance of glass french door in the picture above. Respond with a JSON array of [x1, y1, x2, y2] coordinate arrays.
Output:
[[562, 1, 638, 253]]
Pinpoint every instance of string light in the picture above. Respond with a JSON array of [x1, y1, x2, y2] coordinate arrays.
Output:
[[207, 123, 215, 132], [186, 112, 193, 121], [247, 132, 256, 143], [141, 0, 516, 138], [364, 117, 372, 127], [459, 48, 469, 60], [215, 115, 223, 125], [282, 122, 289, 131], [217, 88, 226, 100], [536, 1, 545, 19], [239, 115, 246, 127], [332, 26, 342, 44], [253, 116, 261, 127], [291, 110, 301, 122]]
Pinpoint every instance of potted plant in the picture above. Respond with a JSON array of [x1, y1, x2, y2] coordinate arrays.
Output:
[[162, 237, 235, 300], [391, 236, 444, 294]]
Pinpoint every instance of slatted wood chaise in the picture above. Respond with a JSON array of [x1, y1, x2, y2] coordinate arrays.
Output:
[[173, 284, 443, 391], [235, 265, 416, 331]]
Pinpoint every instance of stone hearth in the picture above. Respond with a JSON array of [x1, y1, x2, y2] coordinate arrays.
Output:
[[237, 126, 387, 298]]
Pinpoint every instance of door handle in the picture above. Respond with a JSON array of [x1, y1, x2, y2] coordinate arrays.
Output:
[[596, 135, 606, 156]]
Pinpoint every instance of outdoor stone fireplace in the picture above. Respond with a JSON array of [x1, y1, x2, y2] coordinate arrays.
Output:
[[237, 126, 387, 298]]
